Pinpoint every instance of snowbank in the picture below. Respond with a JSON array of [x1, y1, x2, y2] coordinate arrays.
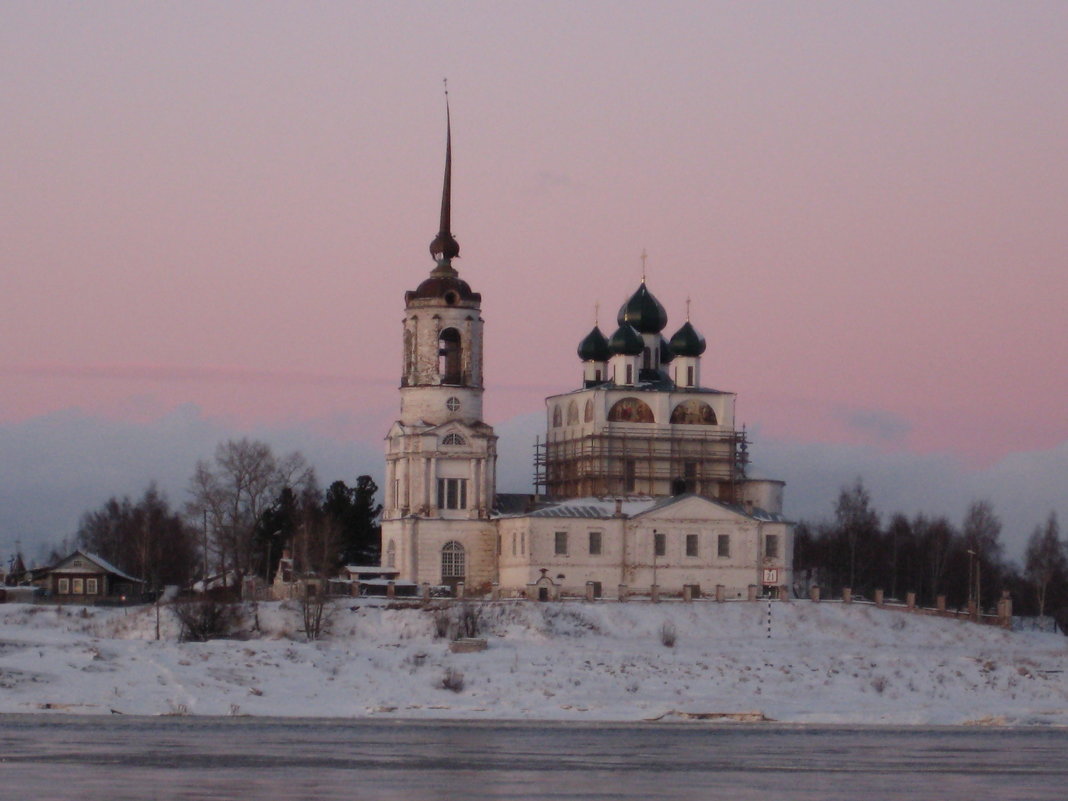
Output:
[[1, 600, 1065, 725]]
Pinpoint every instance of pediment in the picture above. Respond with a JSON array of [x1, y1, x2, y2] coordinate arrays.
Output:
[[632, 494, 751, 524]]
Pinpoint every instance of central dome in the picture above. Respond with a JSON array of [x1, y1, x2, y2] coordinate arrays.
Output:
[[617, 283, 668, 334]]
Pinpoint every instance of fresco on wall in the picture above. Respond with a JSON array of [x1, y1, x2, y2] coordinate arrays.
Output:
[[607, 397, 655, 423], [670, 400, 717, 425]]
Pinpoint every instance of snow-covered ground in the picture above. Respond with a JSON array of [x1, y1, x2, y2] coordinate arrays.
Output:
[[1, 599, 1066, 725]]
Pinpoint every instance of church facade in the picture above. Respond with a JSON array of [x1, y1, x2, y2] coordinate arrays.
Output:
[[380, 109, 793, 600]]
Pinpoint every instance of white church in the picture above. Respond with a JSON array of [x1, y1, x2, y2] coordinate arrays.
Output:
[[380, 108, 793, 601]]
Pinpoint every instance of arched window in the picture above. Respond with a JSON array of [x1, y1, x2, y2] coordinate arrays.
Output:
[[566, 400, 579, 425], [607, 397, 655, 423], [442, 433, 466, 446], [386, 540, 396, 568], [441, 541, 466, 584], [438, 328, 462, 384], [552, 405, 563, 427], [584, 399, 594, 422], [670, 400, 717, 425]]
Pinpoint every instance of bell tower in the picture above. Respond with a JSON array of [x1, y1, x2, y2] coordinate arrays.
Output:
[[381, 91, 498, 589]]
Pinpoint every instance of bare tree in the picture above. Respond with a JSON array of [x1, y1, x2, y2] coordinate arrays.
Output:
[[1025, 512, 1066, 618], [188, 439, 311, 589], [962, 500, 1003, 608]]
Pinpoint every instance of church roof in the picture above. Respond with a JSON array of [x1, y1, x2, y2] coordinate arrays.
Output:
[[617, 282, 668, 334], [669, 320, 706, 357], [577, 326, 611, 362], [608, 323, 645, 356]]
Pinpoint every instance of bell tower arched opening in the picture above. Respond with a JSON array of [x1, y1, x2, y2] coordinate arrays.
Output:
[[438, 327, 462, 384]]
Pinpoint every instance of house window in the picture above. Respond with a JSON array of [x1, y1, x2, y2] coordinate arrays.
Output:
[[624, 460, 636, 492], [386, 540, 397, 568], [765, 534, 780, 559], [437, 478, 468, 510], [589, 531, 602, 556], [684, 462, 697, 493], [555, 531, 568, 556], [72, 578, 84, 594], [654, 533, 666, 557], [57, 578, 69, 594], [625, 364, 633, 384], [686, 534, 698, 557], [521, 531, 526, 554], [718, 534, 731, 558], [552, 406, 563, 427], [512, 532, 517, 556], [86, 578, 99, 595], [686, 365, 695, 387], [594, 369, 602, 382], [442, 433, 466, 446]]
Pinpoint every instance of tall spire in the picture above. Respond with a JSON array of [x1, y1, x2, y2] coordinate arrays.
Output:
[[429, 79, 460, 268]]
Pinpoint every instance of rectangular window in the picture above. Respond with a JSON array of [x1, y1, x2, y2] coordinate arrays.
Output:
[[496, 534, 502, 556], [57, 578, 69, 594], [654, 532, 666, 557], [436, 478, 468, 509], [624, 460, 636, 492], [72, 578, 84, 594], [86, 578, 99, 595], [686, 534, 698, 557], [765, 534, 779, 559], [521, 531, 526, 554], [591, 581, 603, 598], [687, 365, 695, 387], [589, 531, 602, 556], [717, 534, 730, 558], [555, 531, 568, 556], [512, 532, 517, 556], [625, 364, 633, 384]]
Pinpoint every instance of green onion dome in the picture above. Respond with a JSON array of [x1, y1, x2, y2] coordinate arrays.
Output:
[[669, 321, 706, 357], [577, 326, 611, 362], [617, 282, 668, 334], [608, 323, 645, 356], [659, 335, 676, 364]]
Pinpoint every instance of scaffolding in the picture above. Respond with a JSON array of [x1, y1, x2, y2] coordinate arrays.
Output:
[[534, 424, 749, 503]]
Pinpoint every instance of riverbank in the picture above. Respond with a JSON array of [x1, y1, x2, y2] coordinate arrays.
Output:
[[1, 600, 1065, 724]]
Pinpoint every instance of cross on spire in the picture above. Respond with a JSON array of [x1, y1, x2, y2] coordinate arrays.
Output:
[[640, 248, 648, 283]]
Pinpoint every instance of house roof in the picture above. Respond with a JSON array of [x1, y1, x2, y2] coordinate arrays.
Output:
[[52, 550, 144, 584], [495, 493, 790, 523]]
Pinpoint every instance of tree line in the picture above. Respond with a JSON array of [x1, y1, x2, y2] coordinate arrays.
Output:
[[795, 479, 1066, 620], [31, 438, 381, 594]]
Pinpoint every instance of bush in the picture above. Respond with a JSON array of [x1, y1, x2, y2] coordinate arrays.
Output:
[[301, 594, 332, 641], [454, 602, 482, 639], [432, 602, 483, 640], [441, 667, 465, 692], [660, 621, 677, 648], [172, 599, 239, 642]]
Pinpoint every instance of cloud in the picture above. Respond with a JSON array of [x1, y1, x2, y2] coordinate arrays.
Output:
[[835, 406, 913, 442]]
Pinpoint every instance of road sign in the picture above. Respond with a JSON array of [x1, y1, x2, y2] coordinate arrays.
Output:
[[762, 568, 779, 585]]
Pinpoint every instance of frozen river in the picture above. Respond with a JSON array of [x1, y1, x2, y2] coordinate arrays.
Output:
[[2, 716, 1066, 800]]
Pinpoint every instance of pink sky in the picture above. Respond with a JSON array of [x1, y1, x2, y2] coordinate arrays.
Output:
[[3, 1, 1068, 547]]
